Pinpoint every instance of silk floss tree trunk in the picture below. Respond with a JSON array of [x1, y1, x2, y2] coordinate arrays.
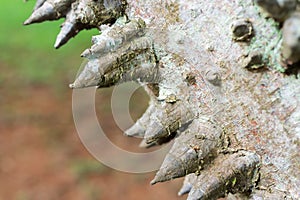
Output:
[[24, 0, 300, 199]]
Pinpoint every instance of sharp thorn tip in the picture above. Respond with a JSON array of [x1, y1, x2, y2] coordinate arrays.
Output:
[[69, 83, 75, 89], [150, 179, 157, 185], [54, 41, 61, 49], [23, 19, 31, 25]]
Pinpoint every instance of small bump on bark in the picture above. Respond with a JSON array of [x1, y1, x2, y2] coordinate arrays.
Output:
[[231, 19, 254, 42]]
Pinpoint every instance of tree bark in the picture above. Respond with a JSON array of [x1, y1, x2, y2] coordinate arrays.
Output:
[[125, 0, 300, 199]]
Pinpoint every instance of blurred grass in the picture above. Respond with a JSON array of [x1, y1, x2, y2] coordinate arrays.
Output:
[[0, 1, 99, 87]]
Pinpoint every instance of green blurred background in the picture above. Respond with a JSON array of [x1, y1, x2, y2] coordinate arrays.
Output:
[[0, 1, 184, 200]]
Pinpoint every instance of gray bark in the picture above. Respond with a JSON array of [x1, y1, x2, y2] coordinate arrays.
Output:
[[125, 1, 300, 198]]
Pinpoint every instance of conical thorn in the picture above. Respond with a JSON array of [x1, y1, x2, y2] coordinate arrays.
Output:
[[72, 36, 157, 88], [80, 18, 146, 58], [144, 101, 195, 145], [178, 174, 197, 196], [24, 0, 74, 25], [151, 117, 222, 184], [187, 151, 260, 200], [54, 21, 81, 49], [124, 104, 156, 138], [24, 2, 55, 25]]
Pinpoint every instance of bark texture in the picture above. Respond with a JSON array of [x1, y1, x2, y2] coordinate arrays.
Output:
[[25, 0, 300, 199], [125, 1, 300, 198]]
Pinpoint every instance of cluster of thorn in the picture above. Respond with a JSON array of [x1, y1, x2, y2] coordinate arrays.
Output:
[[255, 0, 300, 65], [70, 18, 261, 199], [24, 0, 127, 48], [24, 0, 266, 199]]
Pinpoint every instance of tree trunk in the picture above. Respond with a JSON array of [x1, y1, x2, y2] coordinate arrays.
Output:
[[25, 0, 300, 199]]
